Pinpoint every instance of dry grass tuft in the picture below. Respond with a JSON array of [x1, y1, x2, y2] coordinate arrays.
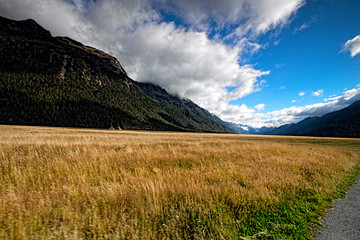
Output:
[[1, 125, 360, 239]]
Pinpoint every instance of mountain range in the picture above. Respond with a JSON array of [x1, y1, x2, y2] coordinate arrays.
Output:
[[223, 101, 360, 138], [265, 100, 360, 138], [0, 16, 232, 133]]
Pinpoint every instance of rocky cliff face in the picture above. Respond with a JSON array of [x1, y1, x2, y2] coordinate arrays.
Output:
[[0, 16, 232, 133]]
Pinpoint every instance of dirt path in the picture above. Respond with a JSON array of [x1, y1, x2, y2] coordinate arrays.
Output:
[[315, 174, 360, 240]]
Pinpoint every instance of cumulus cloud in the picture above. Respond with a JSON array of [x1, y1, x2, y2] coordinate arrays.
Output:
[[312, 89, 324, 96], [159, 0, 305, 32], [343, 35, 360, 57], [116, 23, 269, 104], [254, 104, 265, 111], [299, 92, 305, 96], [249, 0, 305, 35], [157, 0, 304, 38]]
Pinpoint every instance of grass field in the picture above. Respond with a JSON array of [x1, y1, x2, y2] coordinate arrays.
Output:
[[1, 125, 360, 239]]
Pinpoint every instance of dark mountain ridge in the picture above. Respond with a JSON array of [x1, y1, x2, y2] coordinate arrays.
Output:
[[0, 16, 232, 133], [265, 101, 360, 137]]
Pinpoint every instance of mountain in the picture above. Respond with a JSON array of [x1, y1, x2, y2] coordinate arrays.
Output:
[[265, 101, 360, 137], [218, 120, 275, 134], [0, 16, 232, 133]]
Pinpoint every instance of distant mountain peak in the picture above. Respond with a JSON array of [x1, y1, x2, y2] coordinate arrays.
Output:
[[0, 16, 52, 40]]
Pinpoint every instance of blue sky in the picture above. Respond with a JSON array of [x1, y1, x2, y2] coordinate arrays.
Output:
[[1, 0, 360, 127], [237, 0, 360, 112]]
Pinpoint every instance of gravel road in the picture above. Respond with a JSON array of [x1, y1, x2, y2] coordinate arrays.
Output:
[[315, 174, 360, 240]]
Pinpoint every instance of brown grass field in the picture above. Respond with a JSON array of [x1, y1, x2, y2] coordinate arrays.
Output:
[[1, 125, 360, 239]]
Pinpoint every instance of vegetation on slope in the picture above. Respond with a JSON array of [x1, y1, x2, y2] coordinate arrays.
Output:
[[0, 16, 231, 133], [1, 125, 360, 239]]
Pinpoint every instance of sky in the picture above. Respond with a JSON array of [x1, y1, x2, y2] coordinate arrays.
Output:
[[1, 0, 360, 128]]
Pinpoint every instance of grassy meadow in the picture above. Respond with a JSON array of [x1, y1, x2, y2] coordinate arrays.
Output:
[[1, 125, 360, 239]]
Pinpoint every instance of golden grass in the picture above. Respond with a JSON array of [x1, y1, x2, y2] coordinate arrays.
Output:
[[1, 125, 360, 239]]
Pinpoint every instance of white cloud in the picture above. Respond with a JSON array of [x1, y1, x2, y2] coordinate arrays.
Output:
[[275, 63, 285, 69], [136, 31, 262, 97], [157, 0, 304, 39], [115, 23, 270, 111], [236, 38, 265, 57], [71, 0, 87, 14], [254, 104, 265, 111], [293, 22, 309, 34], [343, 35, 360, 57], [312, 89, 324, 96], [299, 91, 305, 96], [293, 16, 317, 34], [241, 126, 249, 131], [235, 0, 305, 37], [279, 85, 286, 90]]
